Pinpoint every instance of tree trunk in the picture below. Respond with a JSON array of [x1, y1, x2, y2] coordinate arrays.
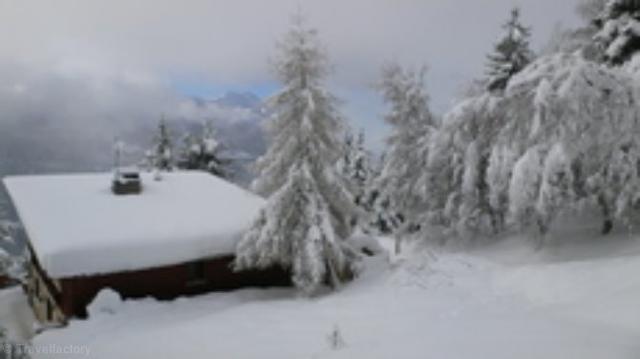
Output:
[[598, 195, 614, 235], [602, 219, 613, 235], [394, 235, 402, 255]]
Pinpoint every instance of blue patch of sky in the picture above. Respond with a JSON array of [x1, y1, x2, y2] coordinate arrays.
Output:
[[170, 75, 394, 152], [171, 76, 279, 100]]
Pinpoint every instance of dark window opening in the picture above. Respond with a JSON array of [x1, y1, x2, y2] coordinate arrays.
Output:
[[187, 261, 207, 286], [47, 300, 53, 321]]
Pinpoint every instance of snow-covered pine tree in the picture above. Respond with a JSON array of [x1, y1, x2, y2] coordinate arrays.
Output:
[[337, 129, 358, 227], [424, 2, 640, 241], [351, 130, 372, 206], [0, 246, 12, 283], [416, 9, 532, 241], [234, 16, 358, 295], [592, 0, 640, 65], [146, 116, 175, 172], [178, 120, 229, 178], [339, 128, 373, 228], [426, 93, 508, 239], [0, 220, 26, 284], [541, 0, 611, 61], [500, 52, 640, 236], [177, 132, 196, 166], [542, 23, 599, 57], [421, 11, 540, 241], [338, 129, 355, 179], [485, 142, 518, 232], [0, 220, 11, 280], [486, 8, 534, 92], [375, 64, 436, 248], [535, 143, 575, 234], [579, 0, 609, 21], [362, 152, 403, 235]]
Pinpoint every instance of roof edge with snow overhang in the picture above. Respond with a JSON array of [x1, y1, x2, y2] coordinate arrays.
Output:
[[2, 171, 264, 279]]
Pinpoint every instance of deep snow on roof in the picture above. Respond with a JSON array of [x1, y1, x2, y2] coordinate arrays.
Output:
[[3, 171, 264, 278]]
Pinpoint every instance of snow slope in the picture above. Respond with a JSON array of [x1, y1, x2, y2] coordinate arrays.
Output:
[[0, 287, 34, 341], [3, 172, 264, 278], [32, 228, 640, 358]]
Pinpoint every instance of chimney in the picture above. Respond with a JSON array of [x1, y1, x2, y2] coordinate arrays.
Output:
[[112, 169, 142, 195]]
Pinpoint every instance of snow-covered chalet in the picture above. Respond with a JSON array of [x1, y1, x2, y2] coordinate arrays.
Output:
[[2, 171, 289, 325]]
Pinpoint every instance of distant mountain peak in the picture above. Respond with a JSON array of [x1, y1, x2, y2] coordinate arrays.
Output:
[[214, 91, 261, 109]]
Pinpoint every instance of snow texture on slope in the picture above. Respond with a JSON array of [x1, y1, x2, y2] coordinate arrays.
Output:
[[32, 231, 640, 359]]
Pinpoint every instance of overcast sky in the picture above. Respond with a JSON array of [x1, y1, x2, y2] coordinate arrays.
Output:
[[0, 0, 583, 150]]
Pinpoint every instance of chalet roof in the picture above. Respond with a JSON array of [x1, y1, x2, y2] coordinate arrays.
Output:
[[3, 172, 264, 279]]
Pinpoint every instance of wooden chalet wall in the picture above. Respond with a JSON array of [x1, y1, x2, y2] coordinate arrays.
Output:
[[56, 255, 291, 319], [0, 275, 12, 288], [26, 245, 67, 325]]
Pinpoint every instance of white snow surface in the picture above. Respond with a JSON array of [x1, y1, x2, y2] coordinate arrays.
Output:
[[32, 225, 640, 358], [2, 171, 264, 278], [0, 287, 34, 341], [87, 289, 123, 318]]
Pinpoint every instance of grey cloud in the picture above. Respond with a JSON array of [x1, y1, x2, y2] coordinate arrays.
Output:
[[0, 64, 265, 175], [0, 0, 583, 155], [0, 1, 581, 90]]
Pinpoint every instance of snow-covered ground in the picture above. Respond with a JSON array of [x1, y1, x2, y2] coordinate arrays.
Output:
[[28, 222, 640, 359], [0, 286, 34, 341]]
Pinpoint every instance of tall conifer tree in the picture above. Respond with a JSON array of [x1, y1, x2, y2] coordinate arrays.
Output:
[[486, 8, 534, 92], [235, 16, 358, 294]]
